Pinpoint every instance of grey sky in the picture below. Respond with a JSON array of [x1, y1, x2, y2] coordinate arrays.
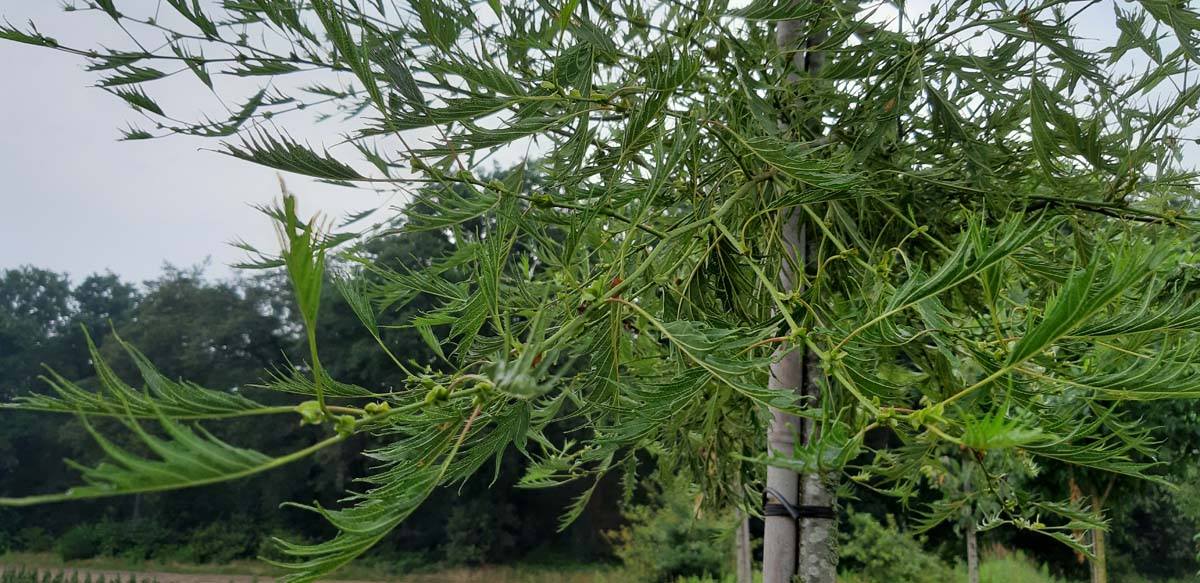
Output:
[[0, 4, 388, 284]]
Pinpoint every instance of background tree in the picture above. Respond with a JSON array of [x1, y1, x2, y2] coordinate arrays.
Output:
[[4, 2, 1200, 583]]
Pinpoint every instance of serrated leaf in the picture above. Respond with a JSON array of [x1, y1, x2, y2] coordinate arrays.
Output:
[[221, 131, 363, 180], [7, 331, 267, 419], [0, 410, 338, 506], [0, 20, 58, 47], [108, 86, 164, 115], [227, 60, 302, 76], [728, 0, 821, 21], [98, 66, 166, 87]]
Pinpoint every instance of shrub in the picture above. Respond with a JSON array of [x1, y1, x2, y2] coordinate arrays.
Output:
[[113, 520, 173, 561], [54, 519, 175, 561], [608, 481, 733, 583], [14, 527, 53, 553], [184, 519, 259, 564], [839, 509, 953, 583], [56, 525, 101, 561], [442, 499, 518, 565]]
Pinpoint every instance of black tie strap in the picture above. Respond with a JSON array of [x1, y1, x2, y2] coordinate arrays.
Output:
[[763, 487, 836, 520]]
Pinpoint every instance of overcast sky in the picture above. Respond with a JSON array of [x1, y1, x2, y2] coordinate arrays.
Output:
[[0, 4, 390, 285]]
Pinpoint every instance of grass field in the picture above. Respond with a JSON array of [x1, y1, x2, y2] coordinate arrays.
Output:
[[5, 550, 1198, 583], [0, 554, 628, 583]]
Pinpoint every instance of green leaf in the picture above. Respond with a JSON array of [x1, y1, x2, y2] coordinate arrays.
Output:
[[854, 216, 1050, 346], [120, 125, 154, 140], [383, 96, 515, 130], [735, 134, 861, 191], [762, 423, 863, 473], [1008, 245, 1158, 365], [179, 88, 266, 137], [0, 411, 340, 506], [7, 331, 267, 419], [258, 365, 378, 398], [170, 44, 212, 88], [0, 20, 57, 47], [165, 0, 220, 39], [375, 49, 425, 104], [94, 0, 122, 20], [728, 0, 821, 21], [97, 66, 166, 87], [227, 60, 302, 76], [108, 86, 164, 116], [961, 410, 1045, 450], [1139, 0, 1200, 62], [221, 131, 364, 180]]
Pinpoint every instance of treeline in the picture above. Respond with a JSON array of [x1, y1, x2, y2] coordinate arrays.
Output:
[[2, 227, 1199, 581], [0, 228, 618, 569]]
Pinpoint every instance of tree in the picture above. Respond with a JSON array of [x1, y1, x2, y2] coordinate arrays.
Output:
[[5, 2, 1200, 582], [0, 266, 74, 396]]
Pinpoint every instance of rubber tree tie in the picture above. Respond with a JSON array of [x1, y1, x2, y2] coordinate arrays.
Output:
[[763, 486, 836, 520]]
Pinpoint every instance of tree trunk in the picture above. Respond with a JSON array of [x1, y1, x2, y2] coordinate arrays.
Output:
[[1090, 486, 1109, 583], [762, 13, 815, 568], [966, 518, 979, 583], [1090, 521, 1106, 583], [736, 510, 753, 583], [763, 203, 804, 582], [795, 237, 836, 583], [774, 16, 838, 583]]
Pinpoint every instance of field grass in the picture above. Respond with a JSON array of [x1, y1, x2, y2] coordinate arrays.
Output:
[[0, 551, 1078, 583], [6, 550, 1198, 583], [0, 553, 631, 583], [1, 566, 159, 583]]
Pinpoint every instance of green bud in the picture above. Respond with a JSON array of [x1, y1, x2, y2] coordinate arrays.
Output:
[[335, 415, 356, 437], [365, 401, 392, 415], [294, 400, 324, 426], [424, 385, 450, 404]]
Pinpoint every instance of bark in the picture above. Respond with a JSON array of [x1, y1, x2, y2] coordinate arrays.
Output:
[[736, 510, 753, 583], [760, 29, 809, 561], [1089, 479, 1114, 583], [1090, 524, 1106, 583], [786, 18, 839, 583], [762, 206, 804, 583], [794, 241, 836, 583], [966, 519, 979, 583]]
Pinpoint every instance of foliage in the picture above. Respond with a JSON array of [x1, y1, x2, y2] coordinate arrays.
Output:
[[607, 479, 734, 582], [184, 519, 260, 565], [52, 520, 173, 562], [838, 509, 953, 583], [15, 529, 52, 554], [55, 526, 100, 562], [442, 498, 518, 565], [4, 0, 1200, 580]]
